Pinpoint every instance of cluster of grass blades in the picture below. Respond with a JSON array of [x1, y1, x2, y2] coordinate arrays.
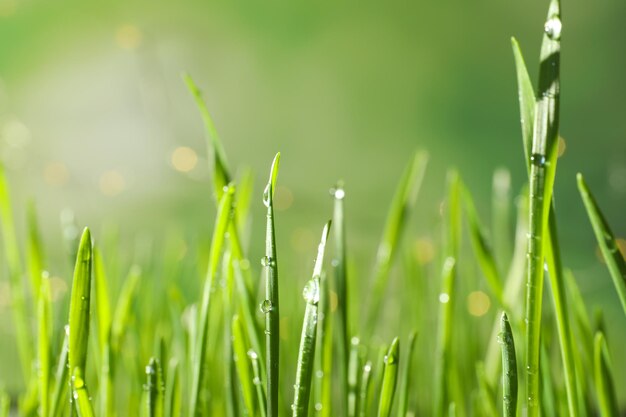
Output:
[[0, 0, 625, 416]]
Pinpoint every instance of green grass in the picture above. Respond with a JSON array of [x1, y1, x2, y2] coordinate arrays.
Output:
[[0, 1, 625, 416]]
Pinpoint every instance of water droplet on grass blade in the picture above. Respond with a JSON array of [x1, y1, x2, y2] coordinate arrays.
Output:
[[530, 153, 546, 167], [263, 184, 271, 207], [303, 279, 320, 305], [260, 299, 273, 314], [544, 15, 562, 40]]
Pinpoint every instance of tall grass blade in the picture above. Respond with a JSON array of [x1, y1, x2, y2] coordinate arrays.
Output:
[[347, 337, 361, 417], [511, 38, 536, 170], [263, 153, 281, 417], [593, 332, 619, 417], [232, 315, 256, 416], [0, 163, 33, 380], [72, 368, 95, 417], [500, 313, 517, 417], [523, 2, 561, 415], [165, 359, 181, 417], [27, 200, 45, 295], [377, 337, 399, 417], [358, 362, 373, 417], [111, 266, 141, 353], [249, 350, 267, 417], [93, 247, 113, 417], [476, 362, 498, 417], [396, 331, 416, 417], [364, 152, 428, 337], [146, 357, 165, 417], [577, 174, 626, 316], [38, 274, 52, 417], [51, 327, 69, 417], [291, 222, 331, 417], [189, 185, 235, 416]]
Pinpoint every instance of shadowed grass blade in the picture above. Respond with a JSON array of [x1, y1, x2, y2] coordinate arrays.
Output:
[[377, 337, 399, 417], [523, 2, 562, 415], [0, 163, 33, 380], [146, 358, 164, 417], [72, 368, 95, 417], [189, 185, 235, 416], [434, 257, 456, 417], [291, 222, 331, 417], [396, 331, 416, 417], [500, 313, 517, 417], [38, 274, 52, 417], [232, 315, 256, 416], [365, 152, 428, 337], [511, 37, 536, 171], [263, 153, 281, 417], [577, 174, 626, 316], [593, 332, 619, 417]]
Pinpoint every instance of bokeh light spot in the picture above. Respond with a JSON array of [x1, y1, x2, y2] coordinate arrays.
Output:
[[467, 291, 491, 317], [557, 136, 566, 157], [43, 162, 70, 186], [274, 185, 293, 211], [415, 238, 435, 265], [171, 146, 198, 173], [99, 170, 126, 196], [116, 24, 142, 50]]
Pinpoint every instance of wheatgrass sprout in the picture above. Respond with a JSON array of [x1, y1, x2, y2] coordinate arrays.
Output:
[[145, 357, 165, 417], [377, 337, 399, 417], [291, 221, 332, 417], [577, 173, 626, 316], [263, 153, 281, 417], [500, 313, 517, 417]]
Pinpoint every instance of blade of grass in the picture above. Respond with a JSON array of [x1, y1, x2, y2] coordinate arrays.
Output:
[[0, 163, 33, 380], [314, 266, 333, 417], [593, 332, 619, 417], [93, 247, 113, 417], [232, 315, 256, 416], [291, 222, 331, 417], [396, 331, 416, 417], [377, 337, 399, 417], [523, 2, 561, 415], [51, 327, 69, 417], [38, 273, 52, 417], [72, 368, 95, 417], [500, 313, 518, 417], [111, 266, 141, 353], [164, 359, 181, 417], [263, 153, 281, 417], [476, 362, 498, 417], [577, 174, 626, 316], [358, 362, 373, 417], [347, 337, 361, 417], [189, 185, 235, 416], [364, 152, 428, 337], [145, 358, 164, 417], [27, 200, 45, 295], [249, 350, 267, 417], [511, 38, 536, 172]]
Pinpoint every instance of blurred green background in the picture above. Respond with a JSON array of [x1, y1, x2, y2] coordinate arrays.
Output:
[[0, 0, 625, 400]]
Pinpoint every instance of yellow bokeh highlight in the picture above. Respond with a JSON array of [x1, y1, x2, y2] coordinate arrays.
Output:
[[99, 170, 126, 196], [467, 291, 491, 317], [274, 185, 294, 211], [116, 24, 142, 50], [43, 161, 70, 186], [415, 238, 435, 265], [171, 146, 198, 173]]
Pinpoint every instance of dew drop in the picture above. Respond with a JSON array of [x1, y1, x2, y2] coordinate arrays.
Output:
[[544, 15, 562, 40], [439, 293, 450, 303], [530, 153, 546, 167], [260, 299, 273, 314], [247, 350, 258, 360], [261, 256, 275, 268], [303, 279, 320, 305], [315, 403, 323, 411], [263, 184, 271, 207]]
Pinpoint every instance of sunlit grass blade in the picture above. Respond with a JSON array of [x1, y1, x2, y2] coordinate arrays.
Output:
[[314, 265, 333, 417], [51, 327, 69, 417], [433, 257, 456, 417], [248, 350, 267, 417], [93, 247, 113, 417], [463, 186, 505, 306], [72, 368, 95, 417], [593, 332, 619, 417], [377, 337, 399, 417], [577, 173, 626, 316], [164, 358, 181, 417], [364, 152, 428, 337], [27, 200, 45, 295], [511, 37, 536, 170], [330, 182, 349, 403], [146, 357, 165, 417], [189, 185, 235, 416], [347, 337, 361, 417], [523, 2, 561, 415], [291, 221, 331, 417], [358, 362, 373, 417], [396, 331, 416, 417], [38, 274, 52, 417], [182, 73, 231, 200], [68, 228, 93, 379], [263, 153, 281, 417], [232, 315, 256, 416], [0, 163, 33, 380], [500, 313, 517, 417]]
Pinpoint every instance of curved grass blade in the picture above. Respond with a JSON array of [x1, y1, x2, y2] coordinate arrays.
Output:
[[27, 200, 45, 295], [433, 257, 456, 417], [347, 337, 361, 417], [145, 358, 164, 417], [68, 228, 93, 377], [358, 362, 373, 417], [500, 313, 517, 417], [365, 152, 428, 337], [189, 185, 235, 416], [463, 186, 505, 306], [523, 2, 562, 415], [249, 350, 267, 417], [182, 73, 231, 200], [593, 332, 619, 417], [38, 274, 52, 417], [577, 174, 626, 316], [50, 327, 69, 417], [72, 368, 95, 417], [291, 222, 332, 417], [396, 331, 417, 417], [0, 163, 33, 380], [511, 37, 536, 172], [263, 153, 281, 417], [377, 337, 399, 417], [232, 315, 256, 416], [164, 358, 181, 417]]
